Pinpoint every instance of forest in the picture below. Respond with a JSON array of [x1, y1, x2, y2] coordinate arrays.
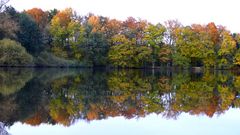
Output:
[[1, 0, 240, 69]]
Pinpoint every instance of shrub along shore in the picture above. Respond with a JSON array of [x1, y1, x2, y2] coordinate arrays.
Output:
[[1, 4, 240, 69]]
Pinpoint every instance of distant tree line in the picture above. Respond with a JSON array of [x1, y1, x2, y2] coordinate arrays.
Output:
[[1, 2, 240, 68]]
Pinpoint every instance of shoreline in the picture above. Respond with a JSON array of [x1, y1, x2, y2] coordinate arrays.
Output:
[[0, 65, 236, 71]]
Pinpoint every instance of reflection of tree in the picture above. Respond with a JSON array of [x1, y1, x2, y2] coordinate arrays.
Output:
[[170, 81, 218, 117], [24, 111, 48, 126], [0, 68, 33, 96], [48, 70, 110, 125], [233, 75, 240, 108], [0, 96, 18, 126], [46, 69, 240, 125], [0, 69, 240, 127], [0, 68, 34, 127], [108, 70, 155, 118], [0, 68, 79, 127], [166, 71, 236, 118]]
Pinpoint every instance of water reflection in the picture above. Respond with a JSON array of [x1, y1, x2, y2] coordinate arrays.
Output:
[[0, 68, 239, 128]]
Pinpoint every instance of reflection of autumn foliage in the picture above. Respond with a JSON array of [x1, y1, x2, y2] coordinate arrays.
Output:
[[43, 70, 240, 126], [189, 96, 219, 117], [0, 96, 18, 124], [24, 111, 47, 126], [0, 69, 33, 96], [86, 111, 98, 121], [50, 108, 71, 126], [171, 82, 217, 116], [234, 76, 240, 90], [158, 77, 171, 92], [1, 69, 240, 127]]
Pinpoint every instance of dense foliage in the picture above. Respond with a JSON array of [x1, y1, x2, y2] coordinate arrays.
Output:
[[0, 39, 33, 66], [1, 2, 240, 68]]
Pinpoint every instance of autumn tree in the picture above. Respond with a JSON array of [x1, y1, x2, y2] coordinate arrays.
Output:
[[233, 34, 240, 66], [87, 15, 108, 33], [234, 50, 240, 66], [104, 19, 122, 39], [158, 45, 172, 66], [174, 25, 215, 67], [108, 34, 151, 68], [164, 19, 182, 46], [16, 13, 43, 55], [47, 9, 58, 22], [26, 8, 50, 45], [191, 24, 216, 67], [206, 22, 219, 45], [108, 35, 133, 67], [50, 8, 73, 48], [0, 6, 19, 40], [26, 8, 48, 29], [50, 8, 82, 59], [0, 39, 33, 66], [232, 33, 240, 48], [122, 17, 138, 39], [172, 52, 190, 68], [217, 30, 236, 68], [80, 24, 109, 66], [144, 23, 166, 68], [122, 17, 148, 45], [0, 13, 18, 39]]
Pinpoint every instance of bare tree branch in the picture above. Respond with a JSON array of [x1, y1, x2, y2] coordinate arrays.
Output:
[[0, 0, 10, 12], [0, 122, 10, 135]]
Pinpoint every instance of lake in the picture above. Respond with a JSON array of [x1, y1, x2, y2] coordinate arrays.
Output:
[[0, 68, 240, 135]]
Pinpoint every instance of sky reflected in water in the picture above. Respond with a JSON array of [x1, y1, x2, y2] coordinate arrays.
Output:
[[8, 109, 240, 135]]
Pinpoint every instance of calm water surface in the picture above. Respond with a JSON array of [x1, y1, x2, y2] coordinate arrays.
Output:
[[0, 68, 240, 135]]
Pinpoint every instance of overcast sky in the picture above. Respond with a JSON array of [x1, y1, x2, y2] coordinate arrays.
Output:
[[8, 0, 240, 33]]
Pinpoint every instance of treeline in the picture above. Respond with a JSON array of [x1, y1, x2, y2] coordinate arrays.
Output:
[[1, 2, 240, 68]]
